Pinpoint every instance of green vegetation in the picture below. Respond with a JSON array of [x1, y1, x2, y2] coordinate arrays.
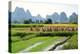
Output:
[[12, 36, 66, 52], [10, 24, 78, 53], [29, 37, 65, 52], [11, 31, 76, 42], [11, 24, 44, 28], [11, 37, 52, 52], [11, 24, 77, 28], [36, 32, 75, 37], [63, 34, 78, 49], [11, 36, 21, 42]]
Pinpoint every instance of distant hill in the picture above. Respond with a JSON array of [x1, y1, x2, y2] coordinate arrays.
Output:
[[11, 7, 26, 21], [32, 14, 46, 22], [69, 12, 78, 24], [46, 12, 59, 23], [10, 7, 78, 24], [11, 7, 45, 24], [59, 12, 68, 23]]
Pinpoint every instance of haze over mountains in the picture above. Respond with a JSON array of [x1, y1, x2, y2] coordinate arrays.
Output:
[[11, 7, 78, 24]]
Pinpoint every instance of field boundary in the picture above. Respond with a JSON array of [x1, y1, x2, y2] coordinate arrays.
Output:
[[48, 36, 71, 51]]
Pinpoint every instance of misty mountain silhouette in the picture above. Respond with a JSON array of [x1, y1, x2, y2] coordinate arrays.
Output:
[[11, 7, 78, 24], [11, 7, 45, 23], [12, 7, 26, 21], [69, 12, 78, 23], [25, 9, 32, 19], [46, 12, 59, 23], [59, 12, 68, 23], [32, 14, 45, 21]]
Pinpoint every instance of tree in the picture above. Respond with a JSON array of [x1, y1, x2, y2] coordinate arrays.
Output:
[[44, 18, 52, 24], [29, 19, 32, 23], [40, 20, 43, 24], [24, 20, 30, 24], [36, 20, 39, 24]]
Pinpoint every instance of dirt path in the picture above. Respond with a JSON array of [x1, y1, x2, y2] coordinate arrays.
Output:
[[42, 37, 67, 51], [54, 42, 68, 51], [48, 37, 71, 51], [19, 42, 44, 53]]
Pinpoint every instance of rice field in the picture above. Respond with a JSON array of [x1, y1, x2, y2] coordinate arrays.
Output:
[[9, 24, 78, 53]]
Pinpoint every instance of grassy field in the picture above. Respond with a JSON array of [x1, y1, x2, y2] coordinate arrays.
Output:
[[10, 24, 78, 53], [12, 36, 66, 52], [11, 24, 77, 28], [28, 37, 66, 52], [63, 34, 78, 49], [11, 24, 77, 33]]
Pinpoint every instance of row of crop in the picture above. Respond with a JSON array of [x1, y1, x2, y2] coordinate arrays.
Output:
[[29, 26, 77, 32], [36, 32, 76, 37], [11, 31, 77, 42], [11, 32, 36, 42], [11, 24, 44, 28], [12, 31, 77, 37]]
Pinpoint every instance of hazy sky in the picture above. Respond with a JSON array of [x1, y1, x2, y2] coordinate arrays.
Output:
[[12, 1, 78, 18]]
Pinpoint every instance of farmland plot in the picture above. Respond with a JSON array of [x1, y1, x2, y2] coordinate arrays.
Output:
[[10, 24, 78, 53]]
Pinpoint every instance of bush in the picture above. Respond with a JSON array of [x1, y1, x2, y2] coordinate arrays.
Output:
[[13, 32, 27, 38], [12, 32, 34, 38], [36, 32, 74, 37]]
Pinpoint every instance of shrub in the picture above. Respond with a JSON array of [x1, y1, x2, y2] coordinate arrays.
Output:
[[13, 32, 27, 38], [12, 32, 34, 38], [36, 32, 74, 37]]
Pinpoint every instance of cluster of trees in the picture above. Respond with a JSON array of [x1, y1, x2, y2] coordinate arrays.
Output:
[[23, 18, 52, 24]]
